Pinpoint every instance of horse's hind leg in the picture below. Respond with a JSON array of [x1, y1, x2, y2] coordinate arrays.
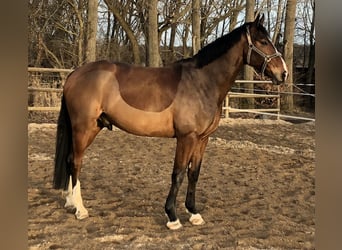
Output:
[[65, 122, 101, 219]]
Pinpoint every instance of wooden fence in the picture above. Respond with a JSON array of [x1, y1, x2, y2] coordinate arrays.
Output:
[[28, 67, 72, 111], [28, 68, 280, 118], [223, 80, 280, 119]]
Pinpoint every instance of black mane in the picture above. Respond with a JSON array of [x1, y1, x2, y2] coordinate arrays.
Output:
[[191, 24, 247, 68], [173, 21, 271, 69]]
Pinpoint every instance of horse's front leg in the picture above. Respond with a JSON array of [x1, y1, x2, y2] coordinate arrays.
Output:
[[185, 137, 208, 226], [165, 133, 198, 230]]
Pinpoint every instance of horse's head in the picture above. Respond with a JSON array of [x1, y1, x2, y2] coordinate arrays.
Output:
[[244, 13, 288, 84]]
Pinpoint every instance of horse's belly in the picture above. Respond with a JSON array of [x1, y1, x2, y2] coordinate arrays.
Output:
[[106, 98, 175, 137]]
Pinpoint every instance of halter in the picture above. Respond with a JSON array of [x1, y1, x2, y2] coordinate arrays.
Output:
[[245, 25, 282, 78]]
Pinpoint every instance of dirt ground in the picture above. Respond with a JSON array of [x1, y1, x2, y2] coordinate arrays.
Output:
[[28, 118, 315, 249]]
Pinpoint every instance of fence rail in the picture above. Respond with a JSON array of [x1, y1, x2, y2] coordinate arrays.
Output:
[[28, 67, 73, 73], [28, 106, 61, 111], [223, 82, 280, 119], [28, 87, 63, 93]]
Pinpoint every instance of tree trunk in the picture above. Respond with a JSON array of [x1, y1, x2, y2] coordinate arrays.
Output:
[[104, 0, 141, 65], [67, 0, 84, 66], [306, 0, 315, 85], [272, 0, 284, 44], [147, 0, 159, 67], [282, 0, 297, 111], [169, 23, 176, 62], [183, 26, 191, 58], [305, 0, 315, 109], [105, 10, 111, 56], [192, 0, 201, 55], [85, 0, 98, 63], [228, 10, 238, 32], [266, 0, 271, 33], [243, 0, 255, 109]]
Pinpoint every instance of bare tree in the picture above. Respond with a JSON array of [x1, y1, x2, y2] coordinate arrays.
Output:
[[71, 0, 86, 66], [28, 0, 315, 115], [104, 0, 141, 64], [28, 0, 89, 68], [147, 0, 160, 66], [192, 0, 201, 55], [243, 0, 255, 109], [272, 0, 285, 44], [200, 0, 245, 44], [85, 0, 98, 63], [283, 0, 297, 111], [228, 1, 245, 32], [306, 0, 315, 86]]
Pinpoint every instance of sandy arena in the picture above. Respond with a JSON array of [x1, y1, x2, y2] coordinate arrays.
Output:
[[28, 118, 315, 249]]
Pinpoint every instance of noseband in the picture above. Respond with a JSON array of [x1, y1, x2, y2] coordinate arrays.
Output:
[[245, 25, 282, 78]]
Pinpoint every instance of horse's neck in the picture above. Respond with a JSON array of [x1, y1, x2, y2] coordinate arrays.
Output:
[[200, 43, 244, 103]]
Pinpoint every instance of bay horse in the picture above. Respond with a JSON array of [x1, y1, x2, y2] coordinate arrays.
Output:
[[53, 14, 288, 230]]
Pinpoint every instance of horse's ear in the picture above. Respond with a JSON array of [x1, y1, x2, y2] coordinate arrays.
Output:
[[254, 11, 260, 21], [256, 13, 265, 26]]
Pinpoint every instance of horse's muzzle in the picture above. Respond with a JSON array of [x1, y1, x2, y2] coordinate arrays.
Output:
[[272, 70, 288, 85]]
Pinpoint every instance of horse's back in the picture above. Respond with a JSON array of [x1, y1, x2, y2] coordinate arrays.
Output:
[[64, 60, 182, 112]]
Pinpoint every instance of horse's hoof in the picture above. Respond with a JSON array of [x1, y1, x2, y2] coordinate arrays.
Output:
[[64, 198, 75, 209], [189, 213, 205, 226], [75, 209, 89, 220], [166, 219, 182, 230]]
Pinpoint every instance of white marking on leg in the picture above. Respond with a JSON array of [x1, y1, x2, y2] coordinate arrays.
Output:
[[64, 176, 75, 209], [72, 179, 89, 220], [189, 213, 205, 226], [166, 219, 182, 230]]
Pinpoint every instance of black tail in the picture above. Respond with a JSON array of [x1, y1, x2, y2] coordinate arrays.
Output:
[[53, 96, 72, 190]]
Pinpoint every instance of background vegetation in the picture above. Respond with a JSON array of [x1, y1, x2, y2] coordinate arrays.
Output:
[[28, 0, 315, 112]]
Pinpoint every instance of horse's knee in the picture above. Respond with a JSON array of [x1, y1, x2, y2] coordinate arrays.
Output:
[[171, 168, 187, 187]]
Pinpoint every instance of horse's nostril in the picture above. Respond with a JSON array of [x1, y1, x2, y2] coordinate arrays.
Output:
[[283, 71, 288, 80]]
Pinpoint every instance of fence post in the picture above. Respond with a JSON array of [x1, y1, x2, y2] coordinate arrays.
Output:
[[225, 95, 229, 118], [277, 85, 280, 120]]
